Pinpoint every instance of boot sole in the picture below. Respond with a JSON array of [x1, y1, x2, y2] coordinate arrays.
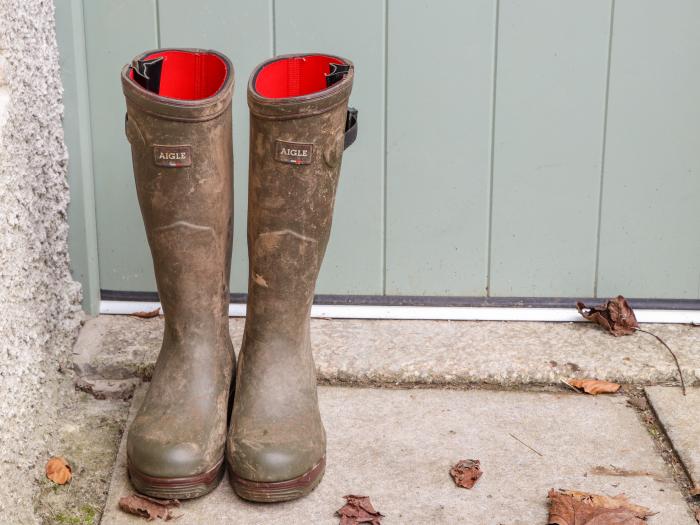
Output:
[[127, 456, 225, 500], [229, 455, 326, 503]]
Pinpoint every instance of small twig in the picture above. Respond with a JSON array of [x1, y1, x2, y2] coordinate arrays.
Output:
[[635, 327, 686, 396], [509, 433, 543, 457], [560, 378, 580, 393]]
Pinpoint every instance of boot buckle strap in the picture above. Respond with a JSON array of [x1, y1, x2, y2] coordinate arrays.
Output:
[[344, 108, 358, 150]]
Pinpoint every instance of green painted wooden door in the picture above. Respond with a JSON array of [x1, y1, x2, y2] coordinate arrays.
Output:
[[56, 0, 700, 311]]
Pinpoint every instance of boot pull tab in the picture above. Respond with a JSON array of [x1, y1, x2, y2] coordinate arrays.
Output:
[[131, 56, 164, 94], [344, 108, 358, 150], [325, 63, 351, 88]]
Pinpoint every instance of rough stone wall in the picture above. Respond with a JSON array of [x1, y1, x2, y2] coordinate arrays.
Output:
[[0, 0, 82, 522]]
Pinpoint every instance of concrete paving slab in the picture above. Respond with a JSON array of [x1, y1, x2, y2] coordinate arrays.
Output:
[[102, 386, 695, 524], [35, 391, 131, 524], [646, 386, 700, 490], [75, 315, 700, 387]]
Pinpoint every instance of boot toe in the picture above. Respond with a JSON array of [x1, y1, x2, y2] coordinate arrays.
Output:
[[228, 433, 324, 483], [128, 430, 210, 479]]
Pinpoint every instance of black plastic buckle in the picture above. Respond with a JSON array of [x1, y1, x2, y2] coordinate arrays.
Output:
[[344, 107, 358, 150]]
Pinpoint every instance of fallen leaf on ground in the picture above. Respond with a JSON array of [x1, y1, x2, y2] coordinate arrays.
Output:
[[568, 378, 621, 395], [118, 494, 180, 521], [548, 489, 655, 524], [45, 457, 72, 484], [336, 495, 383, 525], [689, 486, 700, 497], [576, 295, 638, 336], [578, 295, 686, 395], [450, 459, 483, 489], [130, 307, 161, 319], [694, 508, 700, 523]]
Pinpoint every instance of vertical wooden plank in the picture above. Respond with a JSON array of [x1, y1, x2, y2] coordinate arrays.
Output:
[[158, 0, 272, 294], [598, 0, 700, 298], [54, 0, 100, 312], [385, 0, 495, 296], [274, 0, 384, 294], [83, 0, 158, 291], [489, 0, 612, 297]]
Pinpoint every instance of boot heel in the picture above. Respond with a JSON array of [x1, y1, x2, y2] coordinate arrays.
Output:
[[128, 457, 225, 500], [229, 456, 325, 503]]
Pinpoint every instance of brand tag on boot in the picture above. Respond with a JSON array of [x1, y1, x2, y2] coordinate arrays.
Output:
[[153, 145, 192, 167], [274, 140, 313, 165]]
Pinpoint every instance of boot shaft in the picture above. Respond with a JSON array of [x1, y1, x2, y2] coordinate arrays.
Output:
[[121, 49, 235, 328], [245, 54, 355, 340]]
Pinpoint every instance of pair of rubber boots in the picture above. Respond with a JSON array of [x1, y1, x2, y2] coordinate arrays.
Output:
[[121, 48, 356, 502]]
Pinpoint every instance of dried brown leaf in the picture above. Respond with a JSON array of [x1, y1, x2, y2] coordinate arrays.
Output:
[[576, 295, 638, 336], [336, 495, 383, 525], [548, 488, 655, 524], [45, 456, 72, 485], [568, 378, 621, 395], [578, 296, 686, 395], [130, 307, 161, 319], [118, 493, 180, 521], [449, 459, 483, 489], [689, 486, 700, 497]]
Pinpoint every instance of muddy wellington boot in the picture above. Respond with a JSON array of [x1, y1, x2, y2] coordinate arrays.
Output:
[[121, 48, 236, 499], [226, 54, 357, 502]]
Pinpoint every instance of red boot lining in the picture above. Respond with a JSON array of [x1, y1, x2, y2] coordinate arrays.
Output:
[[254, 55, 346, 98], [130, 50, 228, 100]]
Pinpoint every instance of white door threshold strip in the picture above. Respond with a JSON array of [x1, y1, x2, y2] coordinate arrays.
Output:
[[99, 300, 700, 324]]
